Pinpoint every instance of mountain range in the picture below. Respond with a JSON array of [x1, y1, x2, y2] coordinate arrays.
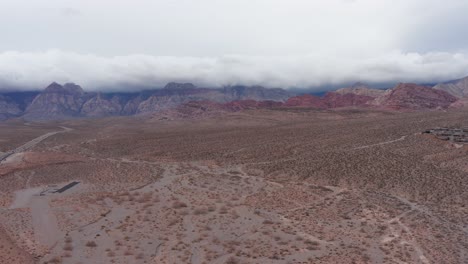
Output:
[[1, 76, 467, 121], [0, 82, 292, 121]]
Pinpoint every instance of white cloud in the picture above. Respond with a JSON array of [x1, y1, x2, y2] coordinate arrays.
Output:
[[0, 50, 467, 91], [60, 8, 82, 17], [1, 0, 467, 56], [0, 0, 467, 91]]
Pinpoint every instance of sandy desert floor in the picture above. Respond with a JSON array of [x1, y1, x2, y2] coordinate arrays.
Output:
[[0, 108, 467, 263]]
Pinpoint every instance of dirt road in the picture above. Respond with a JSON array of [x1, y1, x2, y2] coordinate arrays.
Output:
[[352, 135, 407, 150], [9, 187, 63, 248], [0, 126, 72, 162]]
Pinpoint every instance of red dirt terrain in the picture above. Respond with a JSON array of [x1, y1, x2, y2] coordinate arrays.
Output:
[[0, 226, 34, 264], [0, 106, 467, 263]]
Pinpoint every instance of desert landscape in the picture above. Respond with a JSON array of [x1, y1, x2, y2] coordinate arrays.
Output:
[[2, 1, 468, 263], [0, 105, 467, 264]]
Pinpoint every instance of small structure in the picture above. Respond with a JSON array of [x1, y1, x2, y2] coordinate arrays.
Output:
[[424, 127, 468, 143], [54, 181, 80, 193]]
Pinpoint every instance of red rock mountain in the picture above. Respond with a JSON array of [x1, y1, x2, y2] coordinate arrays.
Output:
[[374, 83, 457, 110], [322, 92, 375, 108], [284, 94, 325, 108], [284, 92, 375, 109], [1, 80, 464, 121]]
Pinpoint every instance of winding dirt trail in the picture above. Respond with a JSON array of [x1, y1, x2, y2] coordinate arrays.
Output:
[[0, 126, 72, 163], [1, 126, 73, 250], [352, 135, 407, 150]]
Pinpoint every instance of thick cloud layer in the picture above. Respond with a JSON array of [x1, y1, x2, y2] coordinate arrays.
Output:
[[0, 50, 467, 91], [1, 0, 468, 91]]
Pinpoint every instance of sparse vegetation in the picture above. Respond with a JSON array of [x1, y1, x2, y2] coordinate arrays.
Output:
[[0, 109, 467, 264], [85, 241, 97, 248]]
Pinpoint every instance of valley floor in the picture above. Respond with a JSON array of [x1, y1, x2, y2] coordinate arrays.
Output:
[[0, 108, 467, 263]]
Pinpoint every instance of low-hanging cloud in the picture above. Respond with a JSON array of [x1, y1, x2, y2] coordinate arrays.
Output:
[[1, 1, 468, 91], [0, 50, 468, 91]]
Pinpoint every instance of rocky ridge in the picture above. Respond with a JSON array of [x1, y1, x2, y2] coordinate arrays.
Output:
[[1, 78, 467, 120]]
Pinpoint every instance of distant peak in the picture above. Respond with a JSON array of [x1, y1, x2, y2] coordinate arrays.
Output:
[[44, 82, 64, 92], [44, 82, 84, 94], [46, 82, 62, 88]]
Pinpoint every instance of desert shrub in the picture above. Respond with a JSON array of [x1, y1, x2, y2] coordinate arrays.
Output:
[[48, 256, 62, 264], [218, 206, 228, 214], [225, 257, 239, 264], [63, 244, 73, 251], [85, 241, 97, 247], [193, 208, 208, 215], [304, 239, 319, 246], [172, 201, 188, 209]]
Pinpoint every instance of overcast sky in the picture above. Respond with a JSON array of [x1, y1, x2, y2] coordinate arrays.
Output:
[[1, 0, 468, 91]]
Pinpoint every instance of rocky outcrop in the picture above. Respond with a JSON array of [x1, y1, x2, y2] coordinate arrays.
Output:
[[335, 82, 385, 98], [80, 93, 123, 117], [155, 99, 284, 119], [321, 92, 375, 108], [1, 80, 463, 121], [137, 94, 187, 113], [23, 83, 87, 120], [434, 76, 468, 98], [224, 100, 283, 111], [284, 92, 374, 109], [157, 100, 227, 119], [374, 83, 458, 110], [8, 82, 293, 120], [222, 85, 291, 102], [284, 94, 325, 108], [0, 95, 22, 120], [136, 83, 290, 114], [122, 95, 147, 115]]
